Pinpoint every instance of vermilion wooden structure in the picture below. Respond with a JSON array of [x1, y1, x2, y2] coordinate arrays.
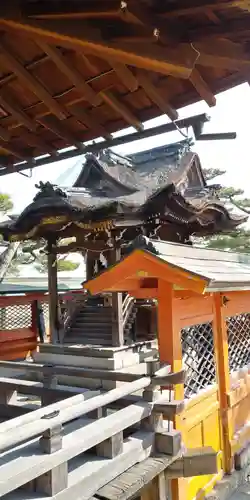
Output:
[[0, 1, 249, 175], [83, 240, 250, 499], [0, 292, 45, 360]]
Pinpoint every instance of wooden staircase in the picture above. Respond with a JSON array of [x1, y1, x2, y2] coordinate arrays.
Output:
[[64, 295, 137, 346]]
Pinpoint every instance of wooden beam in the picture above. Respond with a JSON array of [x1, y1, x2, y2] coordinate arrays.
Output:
[[189, 68, 216, 107], [0, 38, 68, 120], [0, 113, 210, 176], [0, 124, 11, 142], [0, 88, 37, 131], [0, 141, 29, 159], [100, 90, 144, 131], [19, 130, 57, 157], [107, 60, 138, 92], [47, 238, 59, 344], [23, 1, 121, 20], [205, 8, 221, 24], [122, 2, 178, 42], [0, 16, 197, 78], [37, 40, 102, 106], [37, 115, 84, 149], [69, 103, 112, 140], [212, 293, 233, 473], [195, 39, 250, 70], [121, 3, 213, 111], [136, 69, 178, 120], [161, 1, 240, 18]]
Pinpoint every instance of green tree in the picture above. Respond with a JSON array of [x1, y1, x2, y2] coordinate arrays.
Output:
[[0, 192, 13, 214], [201, 168, 250, 253], [19, 239, 80, 274], [0, 192, 80, 275]]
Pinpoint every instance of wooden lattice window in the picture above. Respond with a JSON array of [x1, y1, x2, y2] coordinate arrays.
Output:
[[181, 322, 216, 398], [0, 304, 32, 330], [227, 313, 250, 372]]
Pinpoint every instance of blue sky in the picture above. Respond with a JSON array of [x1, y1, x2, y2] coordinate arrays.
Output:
[[1, 82, 250, 213]]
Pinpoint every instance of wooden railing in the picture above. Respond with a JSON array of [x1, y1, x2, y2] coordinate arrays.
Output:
[[0, 359, 218, 499]]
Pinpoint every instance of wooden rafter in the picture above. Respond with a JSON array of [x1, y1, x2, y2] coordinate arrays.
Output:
[[161, 1, 242, 18], [0, 16, 197, 78], [136, 70, 178, 121], [36, 40, 102, 106], [18, 131, 57, 158], [100, 90, 143, 132], [189, 69, 216, 107], [0, 39, 68, 120], [196, 39, 250, 69], [122, 2, 216, 108], [107, 60, 138, 92], [0, 141, 29, 160], [0, 125, 10, 142], [37, 115, 83, 150], [0, 88, 37, 131], [68, 103, 112, 140]]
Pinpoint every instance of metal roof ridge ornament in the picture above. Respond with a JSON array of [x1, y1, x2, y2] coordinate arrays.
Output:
[[34, 181, 67, 201]]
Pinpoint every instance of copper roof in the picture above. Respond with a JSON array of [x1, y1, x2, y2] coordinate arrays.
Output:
[[0, 1, 248, 175], [0, 144, 246, 242]]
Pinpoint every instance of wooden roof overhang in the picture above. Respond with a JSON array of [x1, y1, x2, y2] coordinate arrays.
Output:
[[0, 179, 246, 243], [83, 238, 250, 297], [0, 1, 248, 176]]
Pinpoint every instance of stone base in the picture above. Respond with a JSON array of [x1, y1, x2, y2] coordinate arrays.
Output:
[[30, 341, 159, 390]]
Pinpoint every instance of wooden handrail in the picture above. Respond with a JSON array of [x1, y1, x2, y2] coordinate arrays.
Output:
[[0, 377, 151, 452]]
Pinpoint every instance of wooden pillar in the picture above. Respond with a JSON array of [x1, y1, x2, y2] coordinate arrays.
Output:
[[213, 293, 232, 473], [157, 280, 186, 500], [109, 245, 124, 347], [47, 238, 59, 344], [85, 251, 95, 281]]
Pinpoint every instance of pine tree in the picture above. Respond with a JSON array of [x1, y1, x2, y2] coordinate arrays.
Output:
[[201, 168, 250, 253], [0, 192, 80, 275]]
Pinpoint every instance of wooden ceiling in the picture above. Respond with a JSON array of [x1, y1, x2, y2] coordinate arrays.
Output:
[[0, 0, 249, 176]]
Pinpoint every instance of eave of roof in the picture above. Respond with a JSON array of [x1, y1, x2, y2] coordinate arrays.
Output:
[[83, 236, 250, 295]]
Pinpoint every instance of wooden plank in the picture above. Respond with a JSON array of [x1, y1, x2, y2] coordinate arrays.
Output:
[[0, 39, 67, 120], [52, 432, 154, 500], [0, 328, 35, 343], [37, 40, 102, 106], [136, 69, 178, 121], [0, 340, 37, 355], [0, 379, 151, 451], [96, 454, 181, 500], [0, 403, 154, 495], [165, 447, 218, 478]]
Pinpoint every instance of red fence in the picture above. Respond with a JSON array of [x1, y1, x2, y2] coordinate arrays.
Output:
[[0, 294, 46, 360]]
